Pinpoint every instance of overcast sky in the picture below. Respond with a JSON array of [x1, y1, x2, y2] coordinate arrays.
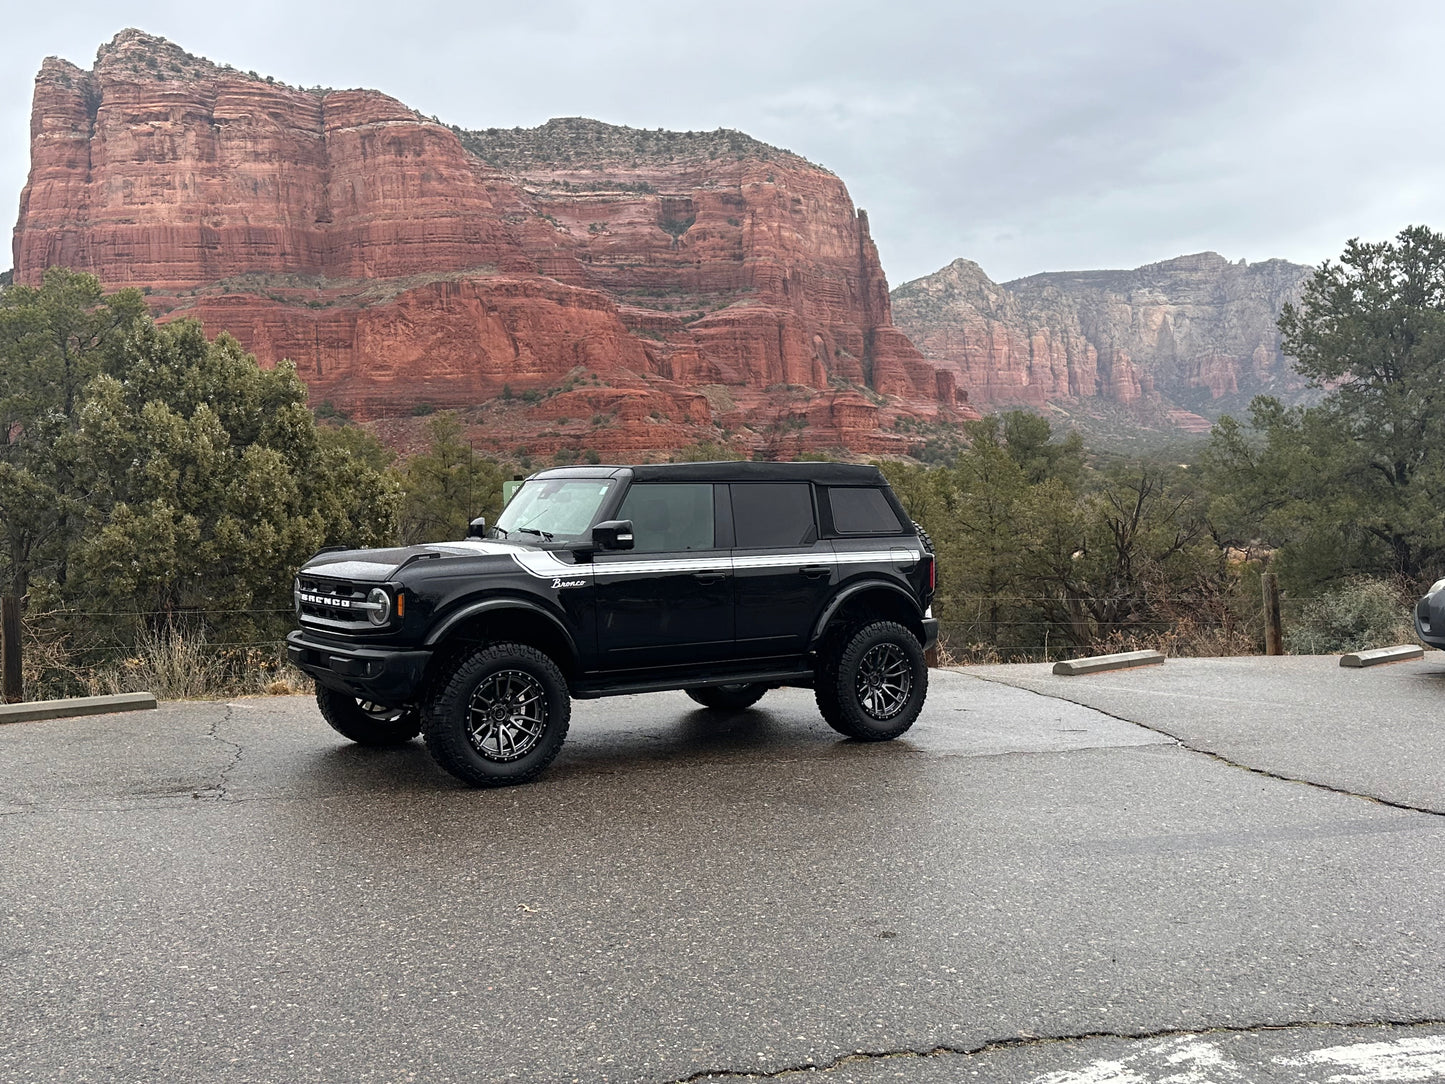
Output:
[[6, 1, 1445, 286]]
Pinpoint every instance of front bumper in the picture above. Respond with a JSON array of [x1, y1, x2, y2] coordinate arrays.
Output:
[[1416, 592, 1445, 651], [286, 630, 432, 705]]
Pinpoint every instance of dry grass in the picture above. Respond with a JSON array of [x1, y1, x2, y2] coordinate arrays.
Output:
[[942, 611, 1262, 666], [91, 632, 309, 699], [21, 619, 308, 702]]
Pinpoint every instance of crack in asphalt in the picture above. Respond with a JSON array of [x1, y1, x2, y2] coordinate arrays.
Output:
[[968, 674, 1445, 819], [671, 1017, 1445, 1081], [193, 701, 242, 800], [1, 703, 250, 815]]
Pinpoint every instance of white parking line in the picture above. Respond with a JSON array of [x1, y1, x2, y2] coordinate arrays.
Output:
[[1026, 1034, 1445, 1084], [1276, 1035, 1445, 1082]]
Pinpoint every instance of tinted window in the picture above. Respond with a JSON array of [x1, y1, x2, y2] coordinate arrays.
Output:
[[617, 483, 715, 553], [828, 487, 904, 534], [732, 483, 816, 548]]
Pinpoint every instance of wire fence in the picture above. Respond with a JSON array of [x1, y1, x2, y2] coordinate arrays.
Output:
[[6, 580, 1423, 698], [11, 603, 304, 702], [20, 605, 297, 650], [931, 583, 1421, 664]]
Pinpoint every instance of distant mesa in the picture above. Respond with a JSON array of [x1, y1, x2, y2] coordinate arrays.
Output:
[[12, 29, 972, 460], [891, 251, 1313, 429]]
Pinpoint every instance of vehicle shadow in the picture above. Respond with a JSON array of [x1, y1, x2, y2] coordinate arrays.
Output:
[[291, 697, 899, 794]]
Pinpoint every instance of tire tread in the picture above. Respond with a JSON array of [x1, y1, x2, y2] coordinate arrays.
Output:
[[315, 684, 420, 746], [814, 620, 927, 741], [422, 641, 570, 787]]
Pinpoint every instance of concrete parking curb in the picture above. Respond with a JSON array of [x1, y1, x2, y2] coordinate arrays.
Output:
[[0, 691, 158, 723], [1052, 650, 1166, 676], [1339, 645, 1424, 668]]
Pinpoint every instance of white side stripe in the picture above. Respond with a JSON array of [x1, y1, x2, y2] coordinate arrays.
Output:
[[494, 547, 920, 580], [582, 550, 919, 578]]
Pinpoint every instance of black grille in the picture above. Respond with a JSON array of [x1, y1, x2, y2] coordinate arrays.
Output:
[[296, 576, 374, 629]]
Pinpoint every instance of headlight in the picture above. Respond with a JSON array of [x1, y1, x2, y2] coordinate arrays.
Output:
[[1429, 578, 1445, 598], [293, 578, 303, 616], [366, 587, 392, 625]]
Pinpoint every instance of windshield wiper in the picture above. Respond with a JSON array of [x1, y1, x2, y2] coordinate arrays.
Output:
[[491, 526, 510, 539], [518, 527, 554, 541]]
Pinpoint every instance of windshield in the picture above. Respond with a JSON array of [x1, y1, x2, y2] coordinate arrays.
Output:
[[492, 478, 616, 542]]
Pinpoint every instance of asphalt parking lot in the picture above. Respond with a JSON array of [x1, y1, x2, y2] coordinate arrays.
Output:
[[2, 656, 1444, 1083]]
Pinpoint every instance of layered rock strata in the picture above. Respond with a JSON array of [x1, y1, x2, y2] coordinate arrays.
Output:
[[14, 30, 970, 458], [891, 252, 1311, 425]]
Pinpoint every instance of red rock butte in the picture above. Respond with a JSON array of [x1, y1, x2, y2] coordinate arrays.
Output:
[[890, 253, 1313, 427], [13, 30, 974, 459]]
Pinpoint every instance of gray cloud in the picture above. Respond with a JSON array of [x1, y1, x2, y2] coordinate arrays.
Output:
[[5, 0, 1445, 286]]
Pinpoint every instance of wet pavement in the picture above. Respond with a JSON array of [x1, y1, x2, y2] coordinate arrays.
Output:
[[2, 657, 1443, 1082]]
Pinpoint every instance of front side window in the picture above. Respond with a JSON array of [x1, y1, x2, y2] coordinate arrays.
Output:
[[616, 483, 715, 553], [494, 478, 616, 541]]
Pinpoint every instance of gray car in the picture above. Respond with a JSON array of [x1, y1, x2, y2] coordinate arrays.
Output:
[[1414, 577, 1445, 649]]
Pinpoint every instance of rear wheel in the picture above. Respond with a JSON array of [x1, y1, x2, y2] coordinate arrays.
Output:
[[422, 642, 571, 787], [315, 684, 420, 746], [685, 683, 769, 710], [815, 621, 927, 741]]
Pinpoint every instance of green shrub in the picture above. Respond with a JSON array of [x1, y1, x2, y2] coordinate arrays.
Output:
[[1284, 579, 1416, 654]]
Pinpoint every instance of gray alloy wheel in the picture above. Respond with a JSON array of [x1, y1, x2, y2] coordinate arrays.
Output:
[[315, 683, 421, 746], [423, 642, 571, 787], [466, 669, 549, 761], [854, 641, 914, 720]]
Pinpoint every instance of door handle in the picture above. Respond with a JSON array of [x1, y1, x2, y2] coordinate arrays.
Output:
[[694, 571, 727, 584], [799, 565, 830, 579]]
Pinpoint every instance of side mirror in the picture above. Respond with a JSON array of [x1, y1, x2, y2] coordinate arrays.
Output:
[[467, 517, 487, 539], [591, 520, 635, 551]]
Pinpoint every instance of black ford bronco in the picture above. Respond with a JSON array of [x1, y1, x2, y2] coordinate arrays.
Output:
[[286, 461, 938, 786]]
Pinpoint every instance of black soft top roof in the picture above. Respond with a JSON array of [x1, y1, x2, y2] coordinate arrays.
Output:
[[532, 461, 886, 485]]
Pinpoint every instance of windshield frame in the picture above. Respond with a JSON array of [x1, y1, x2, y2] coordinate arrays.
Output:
[[490, 477, 619, 544]]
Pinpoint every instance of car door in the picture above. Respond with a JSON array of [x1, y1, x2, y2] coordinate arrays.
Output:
[[728, 481, 835, 659], [590, 481, 735, 670]]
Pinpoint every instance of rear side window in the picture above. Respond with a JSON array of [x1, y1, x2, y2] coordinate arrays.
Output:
[[731, 483, 817, 548], [828, 487, 905, 534], [617, 483, 715, 552]]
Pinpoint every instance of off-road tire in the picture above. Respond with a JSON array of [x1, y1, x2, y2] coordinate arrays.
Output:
[[422, 642, 571, 787], [685, 683, 769, 710], [315, 684, 421, 746], [815, 620, 927, 741], [912, 519, 935, 555]]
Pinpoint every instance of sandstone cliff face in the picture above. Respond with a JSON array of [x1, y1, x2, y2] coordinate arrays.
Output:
[[891, 252, 1311, 425], [14, 31, 969, 459]]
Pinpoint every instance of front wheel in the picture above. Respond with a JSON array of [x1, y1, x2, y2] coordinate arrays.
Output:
[[315, 684, 420, 746], [815, 621, 928, 741], [423, 642, 571, 787], [685, 683, 769, 710]]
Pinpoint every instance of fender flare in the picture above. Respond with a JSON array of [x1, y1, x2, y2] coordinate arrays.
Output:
[[808, 579, 924, 649], [424, 596, 580, 665]]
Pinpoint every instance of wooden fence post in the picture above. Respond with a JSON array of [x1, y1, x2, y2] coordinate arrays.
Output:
[[1262, 573, 1284, 656], [1, 596, 22, 703]]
